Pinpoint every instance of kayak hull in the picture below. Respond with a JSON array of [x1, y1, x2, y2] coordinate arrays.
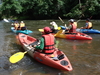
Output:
[[55, 30, 92, 40], [11, 27, 33, 35], [76, 28, 100, 34], [17, 33, 73, 71]]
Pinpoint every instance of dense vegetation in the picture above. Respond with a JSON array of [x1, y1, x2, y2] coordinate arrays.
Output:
[[0, 0, 100, 20]]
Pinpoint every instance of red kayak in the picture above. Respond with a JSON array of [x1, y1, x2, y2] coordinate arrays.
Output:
[[17, 33, 73, 71], [55, 30, 92, 40]]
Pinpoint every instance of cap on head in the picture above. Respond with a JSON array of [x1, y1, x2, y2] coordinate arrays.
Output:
[[43, 27, 51, 34], [69, 19, 74, 23]]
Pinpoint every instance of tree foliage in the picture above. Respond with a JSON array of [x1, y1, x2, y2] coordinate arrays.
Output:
[[0, 0, 23, 18], [0, 0, 100, 19]]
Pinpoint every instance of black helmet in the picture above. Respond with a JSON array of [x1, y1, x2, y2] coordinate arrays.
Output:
[[69, 19, 74, 23]]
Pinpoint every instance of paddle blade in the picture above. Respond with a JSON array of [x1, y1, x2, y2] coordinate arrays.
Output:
[[58, 27, 61, 30], [9, 52, 27, 63], [3, 18, 9, 22], [38, 29, 44, 32]]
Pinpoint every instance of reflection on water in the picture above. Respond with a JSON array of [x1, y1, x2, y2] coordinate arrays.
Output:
[[0, 20, 100, 75]]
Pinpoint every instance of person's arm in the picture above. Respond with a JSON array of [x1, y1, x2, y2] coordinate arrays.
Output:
[[35, 37, 44, 50], [54, 38, 60, 48], [82, 23, 88, 29], [54, 38, 56, 44], [68, 25, 72, 29]]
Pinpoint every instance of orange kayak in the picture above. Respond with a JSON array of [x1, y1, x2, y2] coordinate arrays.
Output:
[[55, 30, 92, 40], [17, 33, 73, 71]]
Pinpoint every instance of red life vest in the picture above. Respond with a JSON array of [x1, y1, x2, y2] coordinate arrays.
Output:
[[42, 34, 55, 54], [69, 23, 76, 33]]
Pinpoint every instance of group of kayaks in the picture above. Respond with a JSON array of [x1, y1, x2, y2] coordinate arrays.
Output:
[[52, 26, 100, 40], [39, 28, 93, 40], [8, 20, 100, 72]]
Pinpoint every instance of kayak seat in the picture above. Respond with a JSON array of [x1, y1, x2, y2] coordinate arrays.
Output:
[[27, 36, 34, 41], [29, 41, 39, 46], [80, 35, 84, 36], [57, 54, 65, 60], [25, 37, 37, 44]]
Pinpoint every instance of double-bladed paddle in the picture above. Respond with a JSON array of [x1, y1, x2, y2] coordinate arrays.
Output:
[[9, 40, 39, 63], [9, 46, 35, 63]]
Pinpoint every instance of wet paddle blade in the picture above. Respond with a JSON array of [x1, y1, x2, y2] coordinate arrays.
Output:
[[58, 27, 61, 30], [9, 52, 27, 63], [3, 18, 9, 22], [38, 29, 44, 32]]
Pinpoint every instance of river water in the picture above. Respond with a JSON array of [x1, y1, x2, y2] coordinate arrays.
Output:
[[0, 20, 100, 75]]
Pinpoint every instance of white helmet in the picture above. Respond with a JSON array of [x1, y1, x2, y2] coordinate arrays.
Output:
[[69, 19, 74, 23]]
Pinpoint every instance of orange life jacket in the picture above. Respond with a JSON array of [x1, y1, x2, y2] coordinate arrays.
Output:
[[42, 34, 55, 54], [74, 22, 77, 28], [87, 22, 92, 29], [20, 23, 25, 27], [14, 23, 19, 28]]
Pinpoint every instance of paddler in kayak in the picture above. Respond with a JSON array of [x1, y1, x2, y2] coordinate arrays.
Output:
[[74, 20, 78, 28], [19, 21, 26, 30], [50, 21, 59, 33], [34, 27, 56, 54], [63, 19, 77, 33], [12, 21, 20, 30], [80, 18, 93, 29]]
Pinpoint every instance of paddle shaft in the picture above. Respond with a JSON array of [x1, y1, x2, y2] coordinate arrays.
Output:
[[58, 17, 64, 23], [77, 15, 92, 24], [58, 17, 67, 27]]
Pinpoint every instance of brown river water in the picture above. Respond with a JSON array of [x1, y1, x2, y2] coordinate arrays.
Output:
[[0, 19, 100, 75]]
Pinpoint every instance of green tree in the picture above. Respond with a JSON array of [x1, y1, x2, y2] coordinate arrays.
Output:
[[0, 0, 22, 18], [64, 0, 100, 19], [19, 0, 65, 19], [0, 0, 100, 19]]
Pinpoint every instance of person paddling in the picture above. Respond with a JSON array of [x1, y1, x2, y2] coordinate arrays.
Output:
[[64, 19, 77, 33], [34, 27, 56, 54], [50, 21, 58, 33], [19, 21, 26, 30], [12, 21, 19, 30], [81, 18, 93, 29]]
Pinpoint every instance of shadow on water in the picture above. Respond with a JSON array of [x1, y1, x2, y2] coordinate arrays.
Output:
[[0, 20, 100, 75]]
